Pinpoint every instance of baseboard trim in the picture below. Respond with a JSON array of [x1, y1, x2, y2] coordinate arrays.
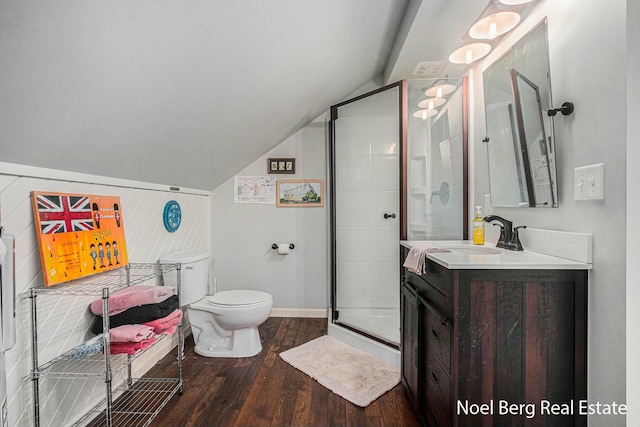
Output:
[[270, 308, 328, 318], [132, 334, 180, 377], [132, 325, 192, 377]]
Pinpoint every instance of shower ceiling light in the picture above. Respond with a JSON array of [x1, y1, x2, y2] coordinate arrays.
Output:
[[418, 97, 446, 109], [469, 11, 521, 40], [449, 42, 491, 64], [498, 0, 535, 4], [425, 84, 456, 98], [413, 109, 438, 120]]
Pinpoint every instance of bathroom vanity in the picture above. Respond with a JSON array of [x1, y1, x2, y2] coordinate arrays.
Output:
[[400, 241, 590, 427]]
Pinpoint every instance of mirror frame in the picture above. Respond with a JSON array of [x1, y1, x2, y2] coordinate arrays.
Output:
[[483, 19, 558, 208]]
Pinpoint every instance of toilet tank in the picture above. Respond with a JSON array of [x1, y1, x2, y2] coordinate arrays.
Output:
[[159, 250, 211, 305]]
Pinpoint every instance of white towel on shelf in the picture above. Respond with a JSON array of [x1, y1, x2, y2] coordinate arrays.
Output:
[[403, 245, 451, 275]]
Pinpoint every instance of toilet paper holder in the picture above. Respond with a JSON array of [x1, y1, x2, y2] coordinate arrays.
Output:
[[272, 243, 295, 250]]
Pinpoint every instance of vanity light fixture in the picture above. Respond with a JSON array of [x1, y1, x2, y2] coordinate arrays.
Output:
[[418, 97, 445, 109], [413, 109, 438, 120], [449, 42, 491, 64], [469, 11, 521, 40], [425, 84, 456, 98]]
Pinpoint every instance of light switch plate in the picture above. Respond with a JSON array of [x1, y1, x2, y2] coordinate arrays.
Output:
[[574, 163, 604, 200]]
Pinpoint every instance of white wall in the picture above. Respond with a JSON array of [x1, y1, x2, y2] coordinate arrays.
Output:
[[0, 164, 210, 426], [211, 122, 328, 314], [471, 0, 626, 425]]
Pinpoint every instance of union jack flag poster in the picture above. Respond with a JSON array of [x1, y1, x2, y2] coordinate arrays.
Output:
[[35, 194, 94, 234], [31, 191, 129, 286]]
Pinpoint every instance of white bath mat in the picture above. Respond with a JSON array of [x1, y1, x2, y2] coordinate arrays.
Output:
[[279, 335, 400, 407]]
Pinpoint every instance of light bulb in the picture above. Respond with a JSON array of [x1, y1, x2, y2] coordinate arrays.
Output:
[[426, 84, 456, 97], [418, 97, 445, 109], [488, 16, 497, 40], [413, 109, 438, 119], [469, 11, 521, 40], [465, 48, 473, 64], [449, 43, 491, 64], [499, 0, 535, 5]]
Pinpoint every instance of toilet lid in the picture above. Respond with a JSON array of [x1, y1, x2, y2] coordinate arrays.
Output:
[[207, 290, 271, 306]]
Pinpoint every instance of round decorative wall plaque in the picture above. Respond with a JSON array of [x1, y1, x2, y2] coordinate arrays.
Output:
[[163, 200, 182, 233]]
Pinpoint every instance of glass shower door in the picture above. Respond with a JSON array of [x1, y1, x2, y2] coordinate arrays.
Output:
[[330, 82, 406, 346]]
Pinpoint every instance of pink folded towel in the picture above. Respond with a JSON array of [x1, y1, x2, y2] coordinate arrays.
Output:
[[109, 324, 154, 343], [90, 285, 175, 316], [109, 336, 157, 355], [143, 309, 183, 335]]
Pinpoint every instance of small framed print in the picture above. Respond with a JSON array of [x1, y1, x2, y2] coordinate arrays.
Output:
[[268, 158, 296, 174], [276, 179, 324, 207]]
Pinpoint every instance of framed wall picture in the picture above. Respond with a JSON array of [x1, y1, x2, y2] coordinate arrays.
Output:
[[233, 176, 276, 204], [31, 191, 129, 286], [276, 179, 324, 207], [268, 158, 296, 174]]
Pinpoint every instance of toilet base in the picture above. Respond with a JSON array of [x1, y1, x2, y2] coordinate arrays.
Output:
[[193, 326, 263, 358]]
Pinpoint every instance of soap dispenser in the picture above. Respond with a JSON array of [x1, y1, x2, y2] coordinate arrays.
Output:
[[473, 206, 484, 245]]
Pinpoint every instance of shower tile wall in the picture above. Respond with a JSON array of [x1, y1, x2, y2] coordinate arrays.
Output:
[[335, 114, 399, 314], [407, 81, 464, 240]]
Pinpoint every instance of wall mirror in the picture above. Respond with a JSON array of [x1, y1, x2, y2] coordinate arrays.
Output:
[[483, 19, 558, 207]]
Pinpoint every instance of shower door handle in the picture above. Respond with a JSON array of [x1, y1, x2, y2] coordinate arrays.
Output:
[[383, 213, 396, 219]]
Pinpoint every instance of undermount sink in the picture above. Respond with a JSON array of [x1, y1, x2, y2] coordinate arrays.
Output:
[[443, 246, 501, 255]]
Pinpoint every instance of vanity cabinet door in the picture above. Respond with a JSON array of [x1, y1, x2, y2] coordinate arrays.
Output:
[[454, 271, 587, 427], [401, 281, 420, 411], [419, 295, 453, 427], [424, 300, 451, 373]]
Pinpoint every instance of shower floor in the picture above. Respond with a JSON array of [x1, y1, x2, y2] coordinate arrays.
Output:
[[337, 309, 400, 346]]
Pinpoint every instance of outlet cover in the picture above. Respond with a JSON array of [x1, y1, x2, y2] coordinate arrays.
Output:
[[574, 163, 604, 200]]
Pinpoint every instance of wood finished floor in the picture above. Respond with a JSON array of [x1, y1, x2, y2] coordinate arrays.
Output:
[[146, 317, 419, 427]]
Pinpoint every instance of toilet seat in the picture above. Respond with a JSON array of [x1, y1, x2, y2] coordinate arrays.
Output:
[[190, 290, 272, 310]]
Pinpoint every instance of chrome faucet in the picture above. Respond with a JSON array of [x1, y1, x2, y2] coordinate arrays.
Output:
[[483, 215, 526, 251]]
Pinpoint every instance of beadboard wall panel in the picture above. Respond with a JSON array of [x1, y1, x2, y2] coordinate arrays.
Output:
[[0, 169, 211, 427]]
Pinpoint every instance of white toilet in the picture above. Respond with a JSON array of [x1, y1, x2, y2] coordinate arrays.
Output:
[[159, 250, 273, 358]]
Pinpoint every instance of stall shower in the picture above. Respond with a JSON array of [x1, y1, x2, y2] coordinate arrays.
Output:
[[328, 78, 467, 360]]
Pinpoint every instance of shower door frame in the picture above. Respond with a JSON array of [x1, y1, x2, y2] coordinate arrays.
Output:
[[328, 77, 470, 348], [328, 80, 408, 348]]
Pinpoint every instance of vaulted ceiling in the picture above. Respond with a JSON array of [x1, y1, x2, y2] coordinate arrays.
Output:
[[0, 0, 486, 190]]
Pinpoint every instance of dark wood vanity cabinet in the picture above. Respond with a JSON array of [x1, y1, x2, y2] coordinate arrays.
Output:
[[400, 248, 587, 427]]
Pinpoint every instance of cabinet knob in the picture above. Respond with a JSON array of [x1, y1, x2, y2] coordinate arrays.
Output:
[[383, 213, 397, 219]]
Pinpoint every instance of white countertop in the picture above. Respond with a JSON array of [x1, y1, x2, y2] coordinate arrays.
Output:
[[401, 240, 592, 270]]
